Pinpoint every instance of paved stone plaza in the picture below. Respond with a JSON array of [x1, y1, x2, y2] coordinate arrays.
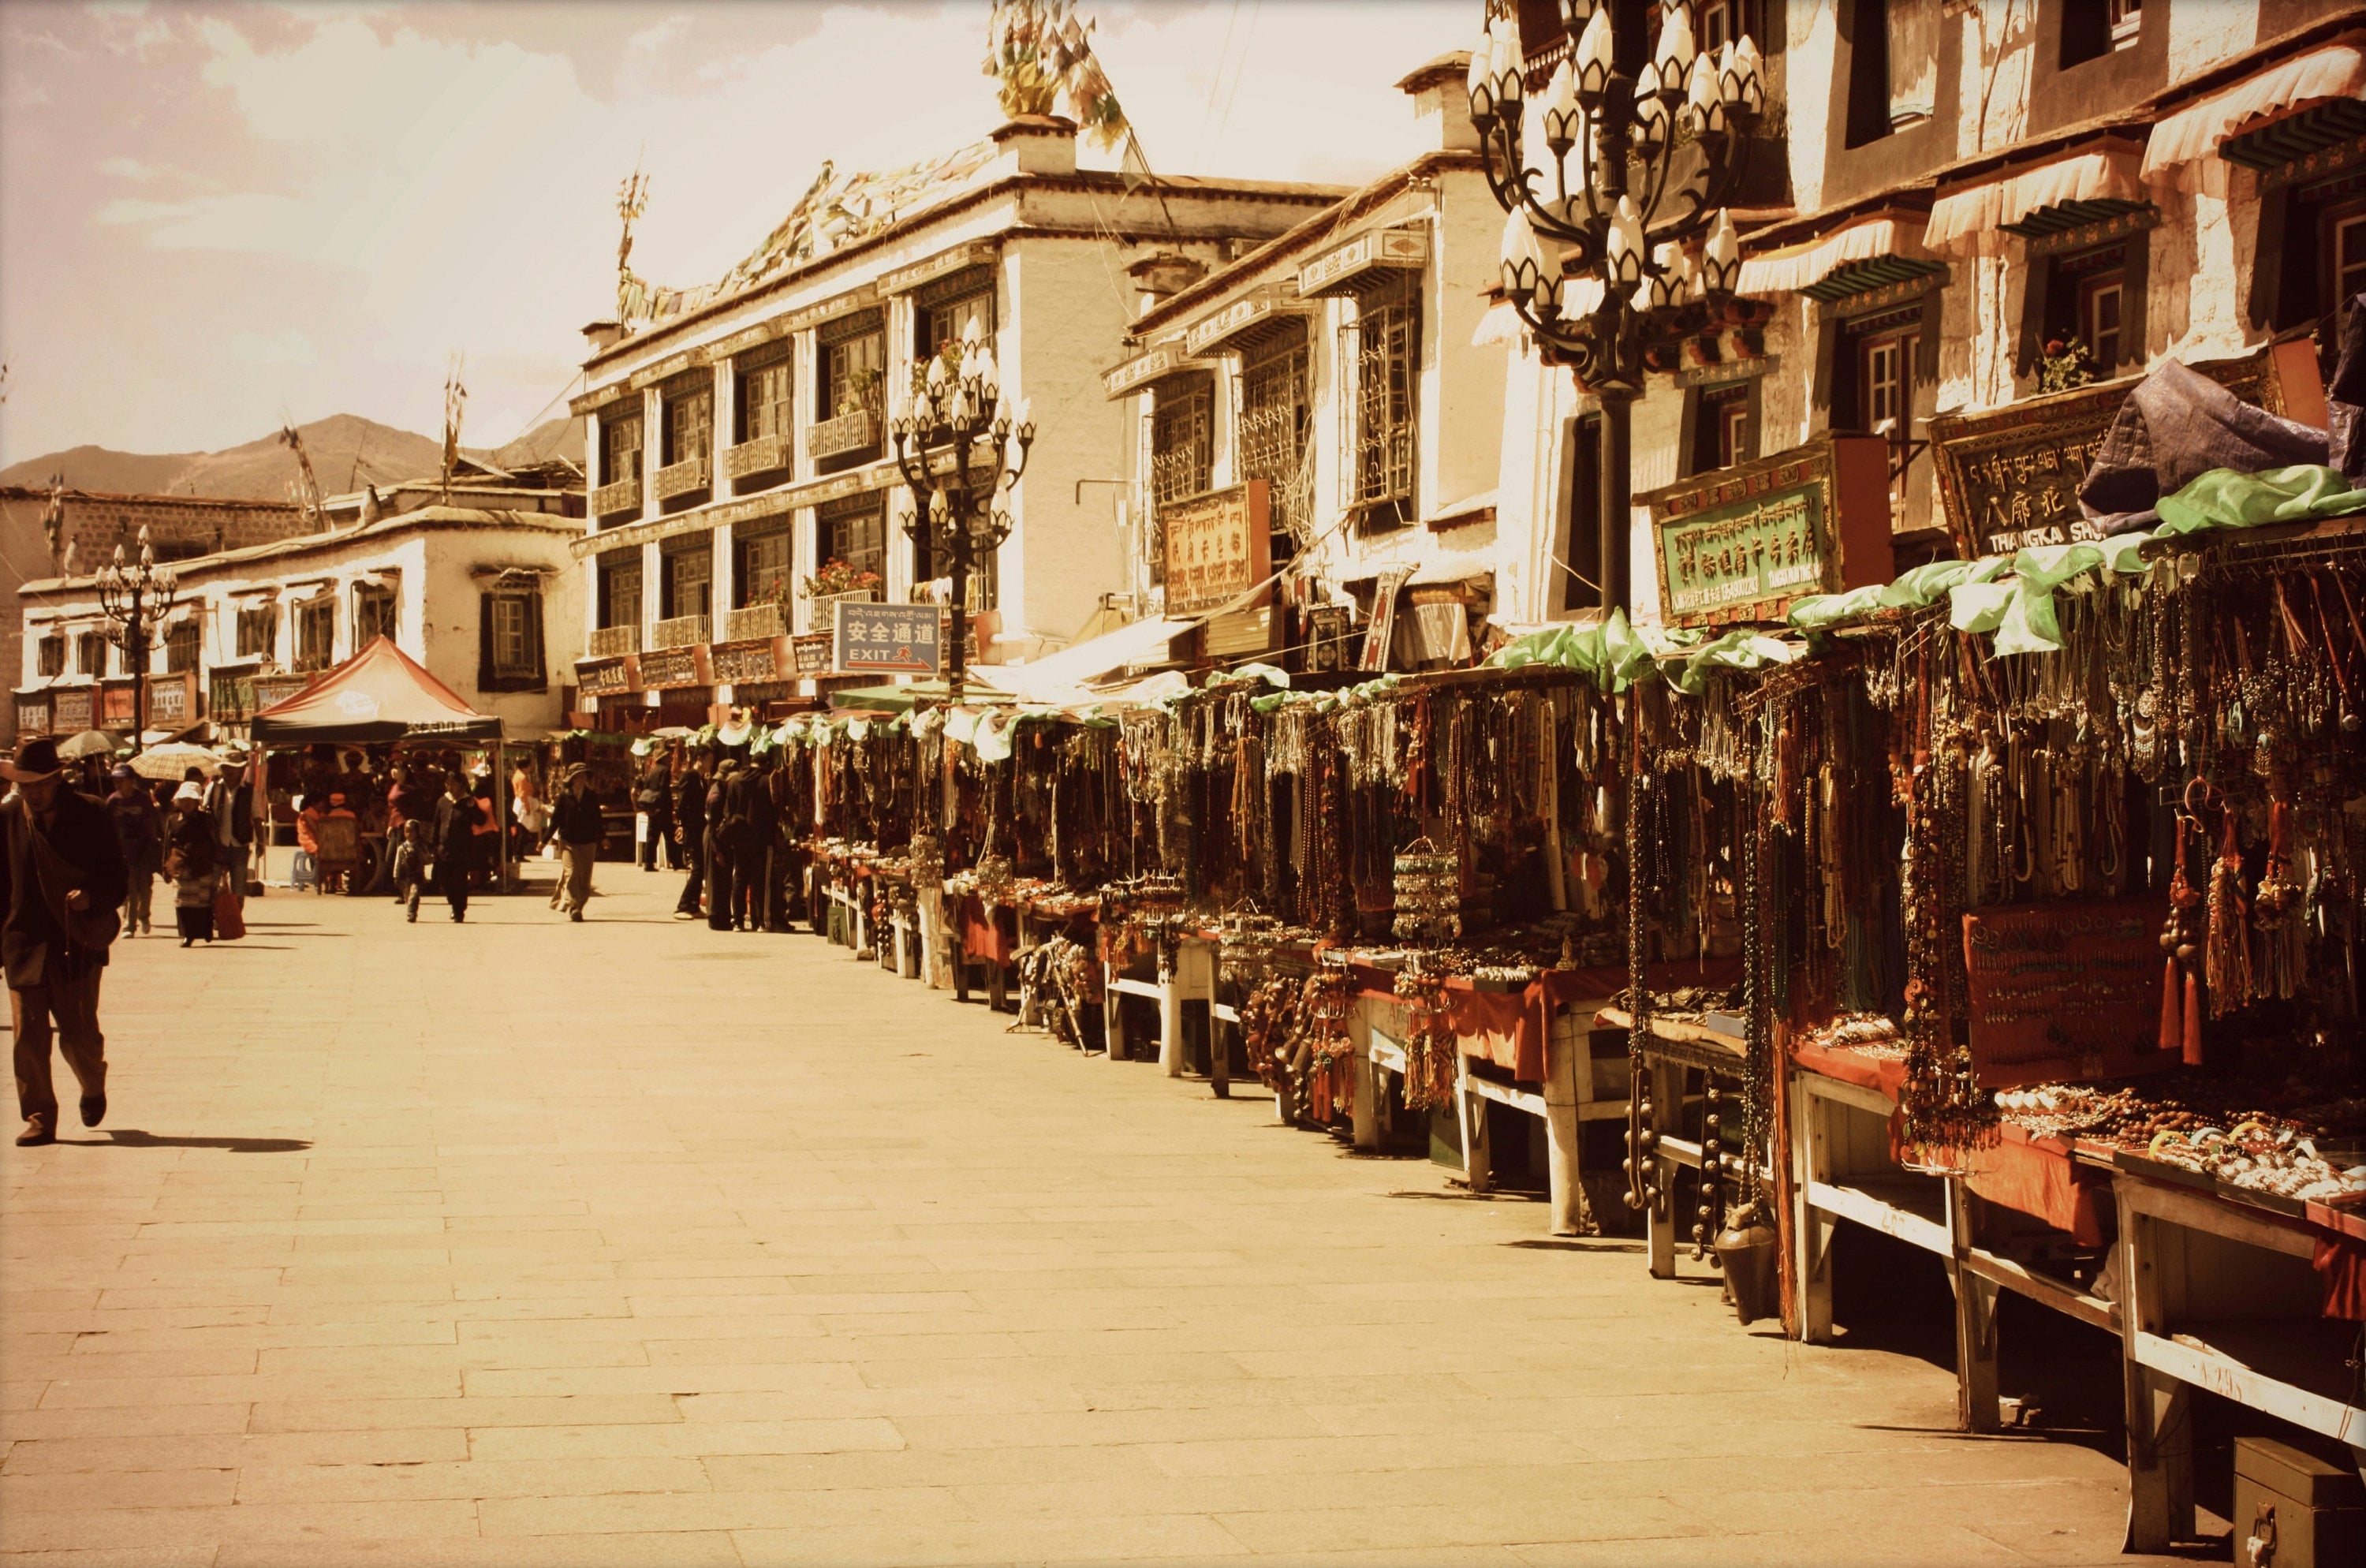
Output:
[[2, 870, 2180, 1566]]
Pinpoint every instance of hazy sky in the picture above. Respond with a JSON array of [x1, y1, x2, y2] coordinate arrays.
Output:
[[0, 0, 1474, 465]]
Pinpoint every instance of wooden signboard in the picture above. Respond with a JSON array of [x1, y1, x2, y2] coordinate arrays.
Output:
[[1161, 480, 1271, 616], [575, 657, 633, 697], [1646, 434, 1894, 629], [51, 688, 92, 734], [791, 633, 835, 675], [100, 683, 136, 727], [636, 646, 703, 689], [708, 638, 782, 685], [1930, 338, 2323, 560], [15, 695, 51, 738], [248, 674, 310, 714], [1961, 898, 2173, 1088], [146, 673, 192, 728]]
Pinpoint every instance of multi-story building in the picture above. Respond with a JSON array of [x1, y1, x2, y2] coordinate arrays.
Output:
[[1503, 0, 2357, 622], [15, 498, 581, 745], [0, 487, 315, 706], [563, 114, 1345, 730]]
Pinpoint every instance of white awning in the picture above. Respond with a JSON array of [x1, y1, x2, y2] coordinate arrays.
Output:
[[2144, 43, 2366, 196], [1924, 144, 2145, 258], [984, 615, 1194, 704], [1736, 215, 1935, 297]]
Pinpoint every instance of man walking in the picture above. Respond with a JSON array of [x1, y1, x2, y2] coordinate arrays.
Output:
[[635, 755, 673, 872], [733, 755, 776, 932], [2, 738, 130, 1147], [203, 757, 255, 897], [431, 771, 475, 923], [551, 765, 603, 922], [105, 763, 161, 938], [673, 751, 709, 920], [705, 760, 739, 932]]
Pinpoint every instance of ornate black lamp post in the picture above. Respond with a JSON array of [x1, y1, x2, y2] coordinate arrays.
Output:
[[888, 319, 1036, 707], [1468, 0, 1764, 613], [95, 526, 180, 757]]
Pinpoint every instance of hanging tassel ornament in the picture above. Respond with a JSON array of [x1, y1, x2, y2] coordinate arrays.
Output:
[[2252, 798, 2306, 1002], [2160, 811, 2201, 1054], [2204, 806, 2252, 1025]]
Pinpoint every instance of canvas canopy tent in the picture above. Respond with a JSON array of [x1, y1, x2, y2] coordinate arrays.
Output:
[[248, 637, 502, 745]]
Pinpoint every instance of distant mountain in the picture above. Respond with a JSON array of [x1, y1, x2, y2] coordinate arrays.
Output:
[[0, 411, 584, 502]]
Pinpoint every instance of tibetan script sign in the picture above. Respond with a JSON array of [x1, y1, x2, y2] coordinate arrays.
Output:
[[51, 688, 92, 734], [15, 696, 50, 737], [1160, 481, 1271, 616], [1961, 898, 2172, 1088], [1647, 435, 1892, 629], [791, 633, 835, 675], [636, 647, 702, 689], [146, 676, 190, 727], [707, 638, 781, 686], [248, 675, 310, 714], [574, 657, 632, 697], [834, 602, 941, 677]]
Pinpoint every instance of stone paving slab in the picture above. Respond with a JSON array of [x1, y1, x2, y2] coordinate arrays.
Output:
[[2, 872, 2192, 1566]]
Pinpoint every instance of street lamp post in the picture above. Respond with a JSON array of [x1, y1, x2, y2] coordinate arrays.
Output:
[[1468, 0, 1765, 614], [888, 319, 1036, 708], [95, 526, 180, 758]]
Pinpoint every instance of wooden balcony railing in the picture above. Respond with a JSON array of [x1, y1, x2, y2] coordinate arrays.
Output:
[[653, 455, 711, 502], [723, 603, 785, 642], [592, 476, 642, 520], [808, 409, 877, 461], [725, 434, 790, 480], [586, 623, 640, 659], [650, 613, 711, 651]]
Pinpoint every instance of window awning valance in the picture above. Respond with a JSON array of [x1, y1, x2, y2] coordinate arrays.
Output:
[[2143, 42, 2366, 196], [1736, 215, 1945, 301], [1924, 144, 2147, 259]]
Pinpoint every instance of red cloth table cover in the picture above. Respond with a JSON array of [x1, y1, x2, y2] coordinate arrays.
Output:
[[1353, 957, 1743, 1083]]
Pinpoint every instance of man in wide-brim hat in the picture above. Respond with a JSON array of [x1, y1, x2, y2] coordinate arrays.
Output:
[[0, 738, 129, 1146], [550, 763, 604, 924]]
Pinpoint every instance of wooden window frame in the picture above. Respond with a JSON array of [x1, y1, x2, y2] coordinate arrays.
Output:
[[293, 599, 335, 673], [76, 631, 107, 678], [352, 583, 397, 649], [2326, 202, 2366, 317], [164, 618, 201, 675], [234, 605, 277, 661], [659, 538, 713, 622], [733, 525, 794, 610], [478, 590, 547, 693], [601, 409, 643, 489], [1150, 379, 1215, 514], [1237, 323, 1312, 560], [734, 347, 793, 446], [815, 494, 888, 588], [1345, 277, 1420, 528], [596, 554, 642, 632], [35, 636, 63, 678]]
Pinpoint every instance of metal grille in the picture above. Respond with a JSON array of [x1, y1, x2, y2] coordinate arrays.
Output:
[[1345, 282, 1418, 521], [1236, 327, 1312, 551], [1150, 383, 1211, 511]]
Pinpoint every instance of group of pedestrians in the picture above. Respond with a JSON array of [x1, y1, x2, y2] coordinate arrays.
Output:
[[388, 767, 500, 923], [639, 749, 795, 931], [100, 756, 254, 946]]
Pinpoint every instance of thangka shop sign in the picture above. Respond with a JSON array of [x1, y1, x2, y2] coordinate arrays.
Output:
[[1160, 480, 1271, 616], [1930, 340, 2301, 559], [1961, 898, 2172, 1088], [833, 601, 941, 676], [1647, 435, 1892, 629], [50, 688, 92, 734]]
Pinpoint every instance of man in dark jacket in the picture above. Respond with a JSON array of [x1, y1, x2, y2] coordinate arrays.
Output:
[[2, 738, 131, 1146], [635, 756, 674, 872], [705, 760, 740, 931], [672, 752, 709, 919], [551, 765, 604, 922], [431, 771, 476, 923], [733, 756, 778, 932]]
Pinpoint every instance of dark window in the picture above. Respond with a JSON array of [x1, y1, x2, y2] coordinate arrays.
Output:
[[1689, 383, 1757, 476], [479, 592, 546, 691], [1563, 415, 1603, 613], [1237, 323, 1312, 562], [734, 348, 793, 446], [293, 599, 335, 671], [35, 636, 63, 678], [235, 605, 276, 660], [733, 526, 793, 610], [165, 618, 200, 674], [2041, 242, 2130, 371], [920, 282, 996, 362], [597, 551, 641, 630], [601, 410, 642, 490], [353, 582, 397, 648], [659, 539, 712, 623], [1150, 382, 1213, 513], [816, 495, 886, 586], [2329, 203, 2366, 315], [77, 631, 107, 677], [2061, 0, 2140, 69], [815, 312, 886, 474], [1347, 278, 1419, 527], [1844, 0, 1892, 147], [662, 382, 711, 469]]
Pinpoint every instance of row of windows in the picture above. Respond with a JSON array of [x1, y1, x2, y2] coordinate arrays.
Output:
[[593, 495, 922, 633], [1845, 0, 2144, 150], [595, 282, 998, 520], [34, 588, 537, 692]]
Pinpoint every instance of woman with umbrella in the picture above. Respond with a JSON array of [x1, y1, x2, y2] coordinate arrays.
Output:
[[162, 782, 219, 946]]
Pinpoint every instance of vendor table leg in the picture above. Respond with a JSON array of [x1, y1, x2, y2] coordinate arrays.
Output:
[[1158, 958, 1183, 1078], [1102, 968, 1123, 1062], [919, 888, 945, 987], [1789, 1074, 1834, 1341], [1948, 1178, 2000, 1433], [1646, 1062, 1681, 1279], [1543, 1023, 1584, 1238], [1350, 1020, 1378, 1151], [1457, 1053, 1492, 1197], [2116, 1182, 2195, 1551]]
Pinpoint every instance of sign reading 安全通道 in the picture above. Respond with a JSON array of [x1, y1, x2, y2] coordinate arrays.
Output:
[[1961, 898, 2172, 1088], [834, 602, 942, 677], [1646, 435, 1894, 629], [1160, 480, 1271, 617]]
